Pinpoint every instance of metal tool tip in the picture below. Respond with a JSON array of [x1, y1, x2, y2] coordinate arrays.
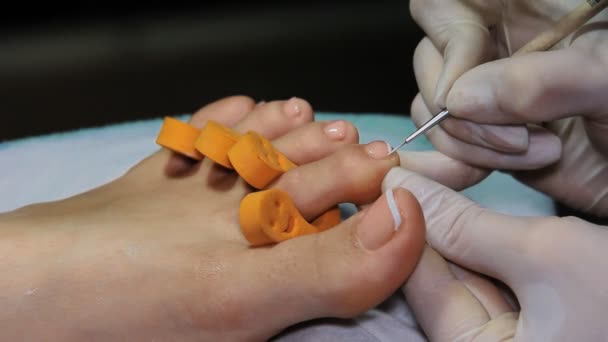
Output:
[[389, 142, 406, 155]]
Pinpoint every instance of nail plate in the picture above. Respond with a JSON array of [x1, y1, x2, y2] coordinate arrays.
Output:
[[324, 120, 347, 140], [366, 140, 391, 159], [357, 190, 401, 250]]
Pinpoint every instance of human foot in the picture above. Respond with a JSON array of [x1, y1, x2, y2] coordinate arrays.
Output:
[[0, 97, 425, 341]]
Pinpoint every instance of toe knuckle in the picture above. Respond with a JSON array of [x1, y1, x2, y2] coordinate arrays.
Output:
[[335, 146, 361, 169], [334, 147, 371, 183], [279, 167, 305, 193]]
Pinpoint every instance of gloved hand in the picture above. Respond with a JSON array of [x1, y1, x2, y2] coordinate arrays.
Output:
[[409, 0, 608, 216], [384, 165, 608, 341]]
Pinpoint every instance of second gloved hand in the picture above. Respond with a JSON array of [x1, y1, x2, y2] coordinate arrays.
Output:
[[409, 0, 608, 216], [384, 166, 608, 341]]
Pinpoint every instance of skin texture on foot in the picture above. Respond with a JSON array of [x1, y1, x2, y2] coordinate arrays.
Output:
[[0, 96, 426, 341]]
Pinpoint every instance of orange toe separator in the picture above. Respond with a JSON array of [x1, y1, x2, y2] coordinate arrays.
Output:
[[228, 131, 297, 189], [156, 117, 203, 160], [157, 119, 341, 246], [240, 189, 342, 246], [194, 120, 241, 169]]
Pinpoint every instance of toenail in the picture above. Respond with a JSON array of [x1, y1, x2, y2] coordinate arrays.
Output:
[[324, 120, 347, 140], [283, 97, 303, 117], [357, 190, 401, 250], [386, 189, 402, 231], [365, 140, 391, 159]]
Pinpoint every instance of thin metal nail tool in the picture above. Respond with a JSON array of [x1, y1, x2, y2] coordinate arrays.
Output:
[[389, 0, 608, 154]]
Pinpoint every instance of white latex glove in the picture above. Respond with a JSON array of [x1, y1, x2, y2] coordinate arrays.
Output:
[[409, 0, 608, 216], [383, 165, 608, 341]]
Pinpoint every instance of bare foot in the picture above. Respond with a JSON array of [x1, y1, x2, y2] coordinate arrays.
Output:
[[0, 97, 425, 341]]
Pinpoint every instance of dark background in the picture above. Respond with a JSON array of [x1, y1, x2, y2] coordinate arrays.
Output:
[[1, 0, 423, 141]]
